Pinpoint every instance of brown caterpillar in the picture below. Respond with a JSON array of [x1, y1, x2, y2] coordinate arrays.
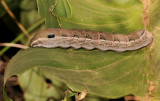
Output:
[[30, 28, 153, 52]]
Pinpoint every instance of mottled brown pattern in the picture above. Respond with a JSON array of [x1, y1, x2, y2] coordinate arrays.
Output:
[[30, 28, 153, 52]]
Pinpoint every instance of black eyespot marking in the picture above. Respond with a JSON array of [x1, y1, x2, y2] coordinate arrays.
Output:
[[114, 37, 120, 43], [48, 33, 55, 38], [100, 35, 106, 40], [128, 37, 135, 42], [62, 34, 67, 37], [73, 33, 79, 39], [85, 33, 92, 40], [62, 34, 67, 39]]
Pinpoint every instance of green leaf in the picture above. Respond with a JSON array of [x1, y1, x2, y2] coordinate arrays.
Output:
[[3, 0, 160, 100], [4, 47, 153, 99], [19, 0, 43, 44], [18, 69, 66, 101], [37, 0, 144, 32], [3, 87, 13, 101]]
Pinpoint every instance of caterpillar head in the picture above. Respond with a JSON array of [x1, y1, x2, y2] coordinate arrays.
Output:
[[30, 28, 59, 48]]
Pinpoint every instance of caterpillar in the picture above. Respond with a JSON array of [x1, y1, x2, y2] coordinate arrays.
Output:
[[30, 28, 153, 52]]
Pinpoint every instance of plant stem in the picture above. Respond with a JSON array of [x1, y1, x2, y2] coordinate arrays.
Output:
[[0, 18, 45, 56]]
